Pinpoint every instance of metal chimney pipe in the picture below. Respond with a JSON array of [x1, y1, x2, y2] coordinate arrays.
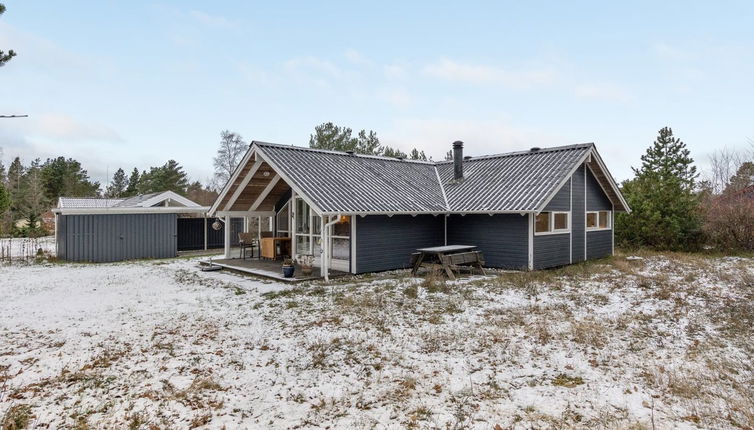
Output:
[[453, 140, 464, 180]]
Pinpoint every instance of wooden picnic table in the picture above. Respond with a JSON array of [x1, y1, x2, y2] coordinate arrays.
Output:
[[410, 245, 485, 280]]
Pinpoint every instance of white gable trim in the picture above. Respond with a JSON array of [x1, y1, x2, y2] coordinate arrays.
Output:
[[208, 145, 256, 215], [140, 191, 200, 208]]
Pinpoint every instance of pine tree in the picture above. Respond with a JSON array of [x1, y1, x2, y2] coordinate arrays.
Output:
[[616, 127, 702, 250], [0, 4, 16, 67], [138, 160, 189, 195], [19, 159, 48, 235], [724, 161, 754, 193], [105, 168, 128, 198], [40, 157, 100, 200], [409, 148, 428, 161], [124, 168, 140, 196]]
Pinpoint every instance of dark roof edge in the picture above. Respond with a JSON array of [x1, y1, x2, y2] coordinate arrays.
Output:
[[252, 141, 437, 165]]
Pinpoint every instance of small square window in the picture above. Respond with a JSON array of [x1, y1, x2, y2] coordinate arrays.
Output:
[[535, 213, 551, 233], [599, 211, 609, 228], [553, 213, 569, 231], [586, 212, 598, 228]]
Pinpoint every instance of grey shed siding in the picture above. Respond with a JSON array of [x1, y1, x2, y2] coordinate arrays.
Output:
[[57, 214, 177, 262], [446, 214, 529, 269], [586, 168, 613, 210], [571, 164, 586, 262], [355, 215, 443, 273]]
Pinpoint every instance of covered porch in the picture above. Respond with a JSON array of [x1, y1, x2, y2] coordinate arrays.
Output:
[[208, 145, 352, 281]]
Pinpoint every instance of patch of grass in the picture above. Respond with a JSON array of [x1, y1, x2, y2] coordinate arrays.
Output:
[[570, 319, 608, 348], [1, 404, 33, 430], [552, 373, 584, 388]]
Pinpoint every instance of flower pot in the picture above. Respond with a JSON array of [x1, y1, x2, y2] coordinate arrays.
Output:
[[282, 265, 295, 278], [301, 265, 313, 276]]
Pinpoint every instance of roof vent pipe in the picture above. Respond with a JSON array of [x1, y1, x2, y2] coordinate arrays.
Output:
[[453, 141, 464, 180]]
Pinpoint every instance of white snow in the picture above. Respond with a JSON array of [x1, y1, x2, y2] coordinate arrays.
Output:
[[0, 253, 752, 429]]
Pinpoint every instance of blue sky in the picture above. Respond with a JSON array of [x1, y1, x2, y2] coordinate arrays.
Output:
[[1, 1, 753, 186]]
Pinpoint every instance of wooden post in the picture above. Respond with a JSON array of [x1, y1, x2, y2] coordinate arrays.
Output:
[[224, 214, 231, 259]]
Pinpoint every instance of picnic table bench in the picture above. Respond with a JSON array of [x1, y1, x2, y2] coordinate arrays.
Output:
[[410, 245, 486, 280]]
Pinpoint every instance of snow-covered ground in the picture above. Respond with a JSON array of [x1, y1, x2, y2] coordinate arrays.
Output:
[[0, 253, 752, 429]]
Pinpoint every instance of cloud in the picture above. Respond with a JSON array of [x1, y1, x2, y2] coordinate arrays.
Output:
[[574, 83, 633, 103], [382, 117, 562, 161], [344, 49, 371, 66], [189, 10, 238, 29], [376, 88, 413, 108], [383, 64, 407, 80], [422, 59, 557, 89], [34, 114, 123, 142]]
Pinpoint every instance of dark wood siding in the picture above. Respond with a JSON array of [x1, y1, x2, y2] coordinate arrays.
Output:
[[534, 234, 571, 269], [586, 168, 612, 210], [543, 178, 571, 211], [446, 214, 529, 269], [571, 164, 586, 262], [58, 214, 177, 262], [355, 215, 443, 273], [587, 230, 612, 259], [585, 166, 613, 259]]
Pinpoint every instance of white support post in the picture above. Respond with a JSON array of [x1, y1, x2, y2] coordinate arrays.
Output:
[[224, 214, 231, 259], [528, 213, 534, 271], [257, 216, 261, 239]]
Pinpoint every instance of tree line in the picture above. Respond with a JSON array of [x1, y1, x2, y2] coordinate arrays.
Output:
[[0, 155, 214, 237], [616, 127, 754, 252]]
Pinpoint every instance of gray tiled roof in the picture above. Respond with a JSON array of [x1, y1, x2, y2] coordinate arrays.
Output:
[[114, 192, 162, 208], [58, 197, 125, 208], [254, 142, 594, 214], [257, 142, 447, 213], [437, 143, 593, 212]]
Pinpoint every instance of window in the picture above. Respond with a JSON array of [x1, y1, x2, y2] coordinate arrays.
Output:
[[535, 212, 570, 235], [535, 212, 551, 233], [586, 211, 611, 230]]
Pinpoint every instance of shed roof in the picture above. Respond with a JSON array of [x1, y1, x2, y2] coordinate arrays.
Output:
[[58, 197, 125, 209], [55, 191, 206, 215]]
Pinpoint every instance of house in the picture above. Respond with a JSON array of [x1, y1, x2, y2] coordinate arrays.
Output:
[[53, 191, 243, 262], [209, 140, 630, 279]]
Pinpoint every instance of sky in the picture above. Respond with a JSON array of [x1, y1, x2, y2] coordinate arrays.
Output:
[[1, 1, 753, 188]]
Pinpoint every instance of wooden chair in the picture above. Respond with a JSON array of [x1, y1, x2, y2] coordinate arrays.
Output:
[[238, 232, 258, 259]]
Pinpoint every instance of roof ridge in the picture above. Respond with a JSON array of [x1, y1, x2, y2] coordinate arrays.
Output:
[[253, 141, 436, 165], [435, 142, 595, 164]]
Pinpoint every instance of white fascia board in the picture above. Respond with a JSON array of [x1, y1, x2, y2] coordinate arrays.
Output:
[[222, 159, 264, 212], [215, 210, 275, 217], [208, 145, 257, 215], [53, 207, 210, 215], [589, 149, 631, 213], [321, 209, 536, 217], [535, 149, 593, 214], [140, 191, 200, 208]]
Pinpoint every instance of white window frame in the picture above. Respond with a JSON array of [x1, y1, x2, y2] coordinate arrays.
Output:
[[534, 211, 571, 236], [276, 200, 290, 237], [586, 210, 612, 231]]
